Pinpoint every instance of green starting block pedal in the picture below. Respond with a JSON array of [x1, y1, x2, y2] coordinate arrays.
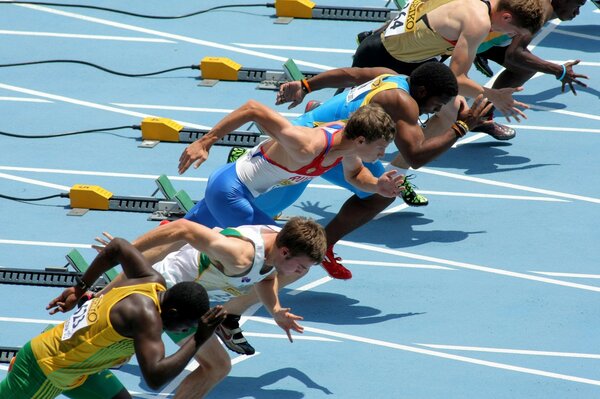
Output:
[[66, 249, 118, 283], [156, 174, 178, 200], [283, 59, 305, 81], [173, 190, 195, 213]]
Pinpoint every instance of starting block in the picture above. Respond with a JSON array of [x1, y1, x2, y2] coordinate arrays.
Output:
[[272, 0, 398, 22], [198, 57, 318, 90]]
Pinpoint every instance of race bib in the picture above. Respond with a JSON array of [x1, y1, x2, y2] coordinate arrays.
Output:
[[61, 297, 100, 341], [384, 0, 421, 37], [346, 76, 386, 102]]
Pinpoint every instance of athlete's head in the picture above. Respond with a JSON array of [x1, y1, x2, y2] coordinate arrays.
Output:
[[409, 62, 458, 115], [494, 0, 547, 35], [552, 0, 586, 20], [274, 217, 327, 275], [161, 281, 209, 332], [344, 103, 395, 162]]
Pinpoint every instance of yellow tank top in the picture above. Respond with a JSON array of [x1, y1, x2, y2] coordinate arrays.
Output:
[[381, 0, 458, 62], [31, 282, 166, 390]]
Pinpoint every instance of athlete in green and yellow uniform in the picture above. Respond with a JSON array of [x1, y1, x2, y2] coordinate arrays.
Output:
[[0, 238, 225, 399]]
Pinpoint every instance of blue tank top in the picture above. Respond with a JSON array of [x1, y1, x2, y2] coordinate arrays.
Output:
[[293, 74, 410, 127]]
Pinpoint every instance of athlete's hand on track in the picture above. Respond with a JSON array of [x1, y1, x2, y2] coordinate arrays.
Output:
[[273, 307, 304, 342], [275, 81, 306, 109], [376, 170, 405, 198], [459, 95, 495, 131], [178, 137, 211, 174], [487, 86, 528, 123], [560, 60, 589, 95]]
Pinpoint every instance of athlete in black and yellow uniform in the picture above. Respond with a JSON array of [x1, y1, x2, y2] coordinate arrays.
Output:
[[0, 238, 225, 399]]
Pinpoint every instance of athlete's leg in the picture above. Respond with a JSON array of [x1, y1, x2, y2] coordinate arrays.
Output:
[[0, 342, 63, 399], [65, 370, 130, 399], [254, 182, 310, 218], [174, 335, 231, 398]]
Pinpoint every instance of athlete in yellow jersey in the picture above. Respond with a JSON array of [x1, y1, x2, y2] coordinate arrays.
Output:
[[0, 238, 225, 399], [352, 0, 548, 139]]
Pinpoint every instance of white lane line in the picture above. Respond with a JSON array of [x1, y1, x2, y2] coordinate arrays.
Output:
[[531, 271, 600, 279], [0, 316, 60, 324], [0, 239, 91, 249], [416, 191, 568, 202], [0, 83, 211, 130], [528, 104, 600, 122], [0, 29, 176, 43], [244, 332, 340, 342], [0, 96, 52, 103], [342, 260, 455, 270], [248, 316, 600, 386], [232, 42, 355, 54], [416, 344, 600, 359], [17, 4, 335, 71], [417, 167, 600, 204], [377, 203, 409, 215], [454, 133, 487, 146], [336, 240, 600, 292], [0, 165, 207, 182], [112, 103, 302, 118], [288, 276, 333, 296], [0, 171, 69, 191], [546, 61, 600, 67], [552, 29, 600, 41], [0, 365, 8, 371], [505, 125, 600, 134], [0, 166, 574, 203]]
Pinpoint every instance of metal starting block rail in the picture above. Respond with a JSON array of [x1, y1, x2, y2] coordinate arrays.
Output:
[[64, 175, 198, 221], [271, 0, 399, 22], [0, 347, 19, 364], [199, 57, 317, 89]]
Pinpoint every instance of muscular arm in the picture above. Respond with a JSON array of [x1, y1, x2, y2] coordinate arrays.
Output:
[[47, 238, 163, 314], [124, 295, 202, 390], [375, 91, 460, 169], [503, 33, 560, 75], [276, 67, 397, 108], [254, 274, 281, 316], [134, 219, 253, 268], [178, 100, 308, 174]]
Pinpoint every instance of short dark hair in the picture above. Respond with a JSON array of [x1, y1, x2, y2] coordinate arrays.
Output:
[[344, 103, 396, 143], [409, 62, 458, 99], [276, 216, 327, 263], [163, 282, 209, 320]]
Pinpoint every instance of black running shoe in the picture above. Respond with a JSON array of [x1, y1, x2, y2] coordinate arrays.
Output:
[[472, 122, 516, 141], [215, 314, 256, 355]]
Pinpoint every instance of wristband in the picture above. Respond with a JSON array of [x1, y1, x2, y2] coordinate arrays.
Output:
[[452, 120, 469, 137], [300, 78, 312, 94], [556, 65, 567, 81], [74, 275, 90, 291]]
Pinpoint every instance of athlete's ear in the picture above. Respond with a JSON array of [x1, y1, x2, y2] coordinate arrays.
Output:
[[356, 136, 366, 145], [280, 247, 291, 259], [414, 86, 428, 100]]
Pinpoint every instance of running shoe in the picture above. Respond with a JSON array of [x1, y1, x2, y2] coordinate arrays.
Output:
[[399, 175, 429, 207], [226, 147, 248, 164], [474, 55, 494, 78], [356, 30, 373, 44], [472, 122, 516, 141], [215, 314, 256, 355], [305, 100, 321, 113], [322, 246, 352, 280]]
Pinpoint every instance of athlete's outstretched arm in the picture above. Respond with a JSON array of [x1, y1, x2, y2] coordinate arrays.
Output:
[[47, 238, 161, 314], [255, 275, 304, 342], [503, 33, 588, 95], [178, 100, 293, 174], [134, 219, 253, 268], [276, 66, 397, 109]]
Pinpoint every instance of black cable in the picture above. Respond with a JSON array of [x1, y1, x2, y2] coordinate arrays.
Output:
[[0, 193, 67, 201], [0, 2, 273, 19], [0, 60, 198, 78], [0, 125, 136, 139]]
